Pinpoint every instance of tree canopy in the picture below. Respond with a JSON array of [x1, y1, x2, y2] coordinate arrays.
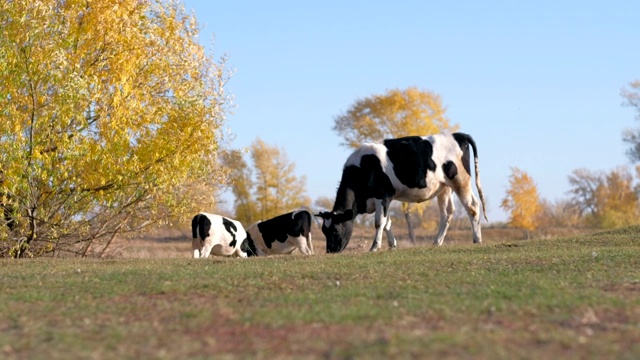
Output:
[[501, 167, 542, 238], [0, 0, 231, 257], [568, 167, 639, 229], [333, 87, 456, 148], [223, 138, 310, 225], [622, 80, 640, 162]]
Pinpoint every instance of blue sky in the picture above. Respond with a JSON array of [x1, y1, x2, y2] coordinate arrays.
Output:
[[183, 0, 640, 222]]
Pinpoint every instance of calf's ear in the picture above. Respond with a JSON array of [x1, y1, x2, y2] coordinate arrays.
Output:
[[315, 211, 331, 219]]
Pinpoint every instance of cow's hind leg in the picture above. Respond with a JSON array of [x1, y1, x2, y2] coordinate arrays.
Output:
[[434, 187, 455, 246], [384, 216, 397, 249], [370, 199, 390, 252], [454, 184, 482, 244]]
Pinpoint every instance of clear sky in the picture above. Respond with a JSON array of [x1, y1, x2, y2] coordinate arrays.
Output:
[[182, 0, 640, 222]]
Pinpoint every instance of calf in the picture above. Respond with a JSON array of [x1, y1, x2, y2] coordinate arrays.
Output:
[[244, 210, 314, 256], [191, 213, 248, 258], [316, 132, 487, 253]]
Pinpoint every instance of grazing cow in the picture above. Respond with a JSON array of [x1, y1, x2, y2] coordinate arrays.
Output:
[[244, 210, 314, 256], [191, 213, 248, 258], [316, 132, 487, 253]]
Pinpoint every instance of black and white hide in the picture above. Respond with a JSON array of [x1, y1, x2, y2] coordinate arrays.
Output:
[[244, 210, 314, 256], [316, 132, 487, 253], [191, 213, 248, 258]]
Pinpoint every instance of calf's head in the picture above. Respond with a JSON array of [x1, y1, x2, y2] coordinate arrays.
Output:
[[315, 210, 354, 253]]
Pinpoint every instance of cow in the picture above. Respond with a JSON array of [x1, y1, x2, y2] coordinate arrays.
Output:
[[244, 210, 314, 256], [191, 213, 248, 258], [316, 132, 487, 253]]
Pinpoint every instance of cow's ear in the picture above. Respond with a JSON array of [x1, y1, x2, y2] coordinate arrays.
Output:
[[335, 209, 354, 223]]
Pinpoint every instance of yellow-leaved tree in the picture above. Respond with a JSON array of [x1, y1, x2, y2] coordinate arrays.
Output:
[[622, 80, 640, 161], [223, 138, 311, 225], [333, 87, 458, 243], [0, 0, 231, 257], [500, 167, 542, 239], [568, 167, 639, 229]]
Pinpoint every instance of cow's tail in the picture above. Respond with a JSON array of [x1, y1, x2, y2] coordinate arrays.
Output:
[[191, 214, 200, 239], [462, 134, 488, 221]]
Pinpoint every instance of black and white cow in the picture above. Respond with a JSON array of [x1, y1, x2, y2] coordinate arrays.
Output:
[[191, 213, 248, 258], [316, 132, 487, 253], [244, 210, 314, 256]]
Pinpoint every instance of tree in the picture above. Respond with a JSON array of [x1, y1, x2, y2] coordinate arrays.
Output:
[[221, 149, 258, 224], [314, 196, 335, 213], [0, 1, 231, 257], [567, 167, 639, 229], [501, 167, 542, 239], [537, 198, 582, 230], [597, 168, 639, 228], [223, 138, 311, 225], [333, 87, 458, 243], [622, 80, 640, 162]]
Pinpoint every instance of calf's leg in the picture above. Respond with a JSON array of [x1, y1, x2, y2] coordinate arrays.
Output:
[[192, 238, 202, 258], [293, 236, 314, 255]]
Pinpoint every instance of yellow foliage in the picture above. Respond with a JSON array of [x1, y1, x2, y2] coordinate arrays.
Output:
[[251, 138, 311, 222], [0, 0, 231, 257], [223, 139, 311, 225], [501, 167, 542, 233], [333, 87, 458, 147], [595, 167, 639, 229], [568, 167, 640, 229]]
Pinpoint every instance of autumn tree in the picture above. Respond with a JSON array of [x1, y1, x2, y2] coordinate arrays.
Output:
[[537, 199, 582, 231], [568, 167, 639, 229], [223, 138, 310, 225], [333, 87, 458, 243], [314, 196, 335, 213], [221, 149, 257, 224], [622, 80, 640, 162], [501, 167, 542, 239], [0, 0, 231, 257]]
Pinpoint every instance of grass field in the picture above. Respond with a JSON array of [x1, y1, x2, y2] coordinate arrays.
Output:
[[1, 226, 639, 359]]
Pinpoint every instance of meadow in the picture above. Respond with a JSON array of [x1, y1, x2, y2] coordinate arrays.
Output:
[[1, 226, 639, 359]]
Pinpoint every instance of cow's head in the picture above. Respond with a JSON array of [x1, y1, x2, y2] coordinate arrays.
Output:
[[315, 210, 354, 253]]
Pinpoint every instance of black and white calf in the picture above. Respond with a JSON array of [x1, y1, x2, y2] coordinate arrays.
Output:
[[191, 213, 248, 258], [316, 132, 487, 253], [244, 210, 314, 256]]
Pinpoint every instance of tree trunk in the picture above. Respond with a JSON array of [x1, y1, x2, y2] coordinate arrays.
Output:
[[403, 206, 417, 245]]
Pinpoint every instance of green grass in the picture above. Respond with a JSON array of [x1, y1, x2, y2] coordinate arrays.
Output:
[[1, 228, 639, 359]]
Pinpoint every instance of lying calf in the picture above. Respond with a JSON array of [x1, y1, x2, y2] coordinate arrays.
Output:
[[245, 210, 314, 256], [191, 213, 248, 258]]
